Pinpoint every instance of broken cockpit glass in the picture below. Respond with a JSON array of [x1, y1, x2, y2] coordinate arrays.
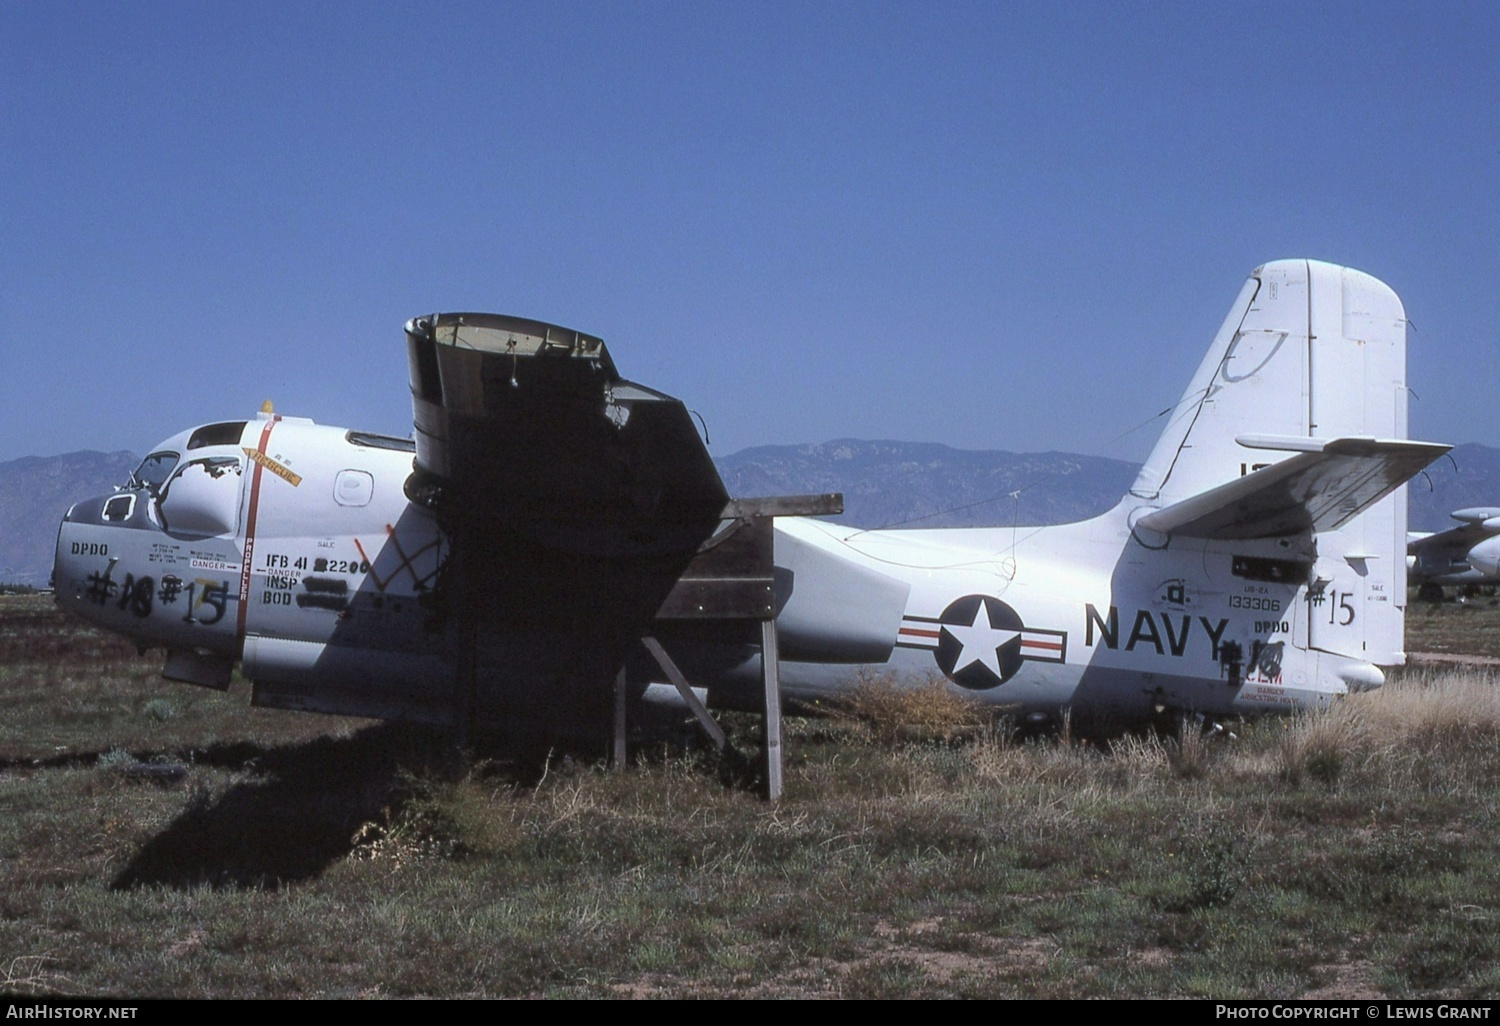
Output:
[[157, 456, 245, 537], [128, 451, 179, 496]]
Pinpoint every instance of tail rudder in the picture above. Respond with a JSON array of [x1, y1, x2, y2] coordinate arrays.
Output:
[[1131, 260, 1427, 668], [1132, 259, 1409, 505]]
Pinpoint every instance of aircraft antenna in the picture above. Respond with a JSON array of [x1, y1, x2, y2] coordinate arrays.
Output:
[[1096, 398, 1182, 452], [848, 387, 1189, 536]]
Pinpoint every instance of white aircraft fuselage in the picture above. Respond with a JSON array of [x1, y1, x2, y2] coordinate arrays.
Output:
[[53, 260, 1448, 728]]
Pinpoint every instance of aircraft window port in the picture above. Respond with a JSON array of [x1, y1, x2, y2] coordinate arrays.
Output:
[[1232, 555, 1311, 584], [103, 494, 135, 523], [187, 421, 248, 449], [129, 451, 179, 495], [334, 470, 374, 507], [346, 430, 416, 452]]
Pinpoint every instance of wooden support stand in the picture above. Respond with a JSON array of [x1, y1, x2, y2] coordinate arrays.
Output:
[[611, 665, 627, 772], [762, 618, 783, 800], [609, 494, 839, 799]]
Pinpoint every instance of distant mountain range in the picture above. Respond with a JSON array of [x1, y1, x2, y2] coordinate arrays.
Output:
[[0, 451, 138, 586], [3, 441, 1496, 586], [1408, 443, 1500, 530], [716, 440, 1500, 535], [714, 439, 1139, 529]]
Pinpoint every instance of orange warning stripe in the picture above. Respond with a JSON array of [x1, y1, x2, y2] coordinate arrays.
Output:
[[235, 419, 279, 642]]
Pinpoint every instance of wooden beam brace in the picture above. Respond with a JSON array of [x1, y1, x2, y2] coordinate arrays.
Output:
[[640, 635, 727, 750]]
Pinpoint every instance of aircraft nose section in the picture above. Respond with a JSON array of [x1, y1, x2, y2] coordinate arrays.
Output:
[[53, 493, 131, 617], [53, 480, 244, 664]]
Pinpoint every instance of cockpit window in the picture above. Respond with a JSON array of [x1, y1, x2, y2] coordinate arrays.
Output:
[[129, 452, 179, 495], [187, 422, 247, 449], [103, 494, 136, 523], [158, 456, 244, 536]]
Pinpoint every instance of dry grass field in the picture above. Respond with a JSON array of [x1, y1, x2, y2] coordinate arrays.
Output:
[[2, 593, 1500, 998], [1406, 591, 1500, 660]]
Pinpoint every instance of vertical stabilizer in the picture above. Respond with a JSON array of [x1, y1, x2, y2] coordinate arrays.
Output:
[[1133, 260, 1407, 503], [1130, 260, 1413, 666]]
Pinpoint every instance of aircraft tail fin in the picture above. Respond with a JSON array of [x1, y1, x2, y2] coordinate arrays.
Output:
[[1131, 260, 1413, 504], [1130, 260, 1441, 666]]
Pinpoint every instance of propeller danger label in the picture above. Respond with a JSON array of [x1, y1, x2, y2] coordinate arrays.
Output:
[[897, 595, 1067, 690]]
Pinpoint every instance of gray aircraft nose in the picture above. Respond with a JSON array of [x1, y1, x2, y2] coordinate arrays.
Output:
[[53, 493, 132, 620]]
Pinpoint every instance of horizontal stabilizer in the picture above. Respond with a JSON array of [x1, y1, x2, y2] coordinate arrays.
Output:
[[1135, 437, 1449, 540]]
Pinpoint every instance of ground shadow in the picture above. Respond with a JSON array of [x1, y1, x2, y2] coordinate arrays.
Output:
[[111, 723, 459, 890], [108, 718, 730, 890]]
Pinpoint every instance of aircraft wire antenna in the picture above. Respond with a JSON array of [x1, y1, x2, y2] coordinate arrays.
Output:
[[846, 386, 1190, 539], [826, 528, 1030, 574], [835, 383, 1198, 571], [1096, 398, 1181, 453], [852, 487, 1041, 534], [850, 450, 1096, 540], [828, 546, 1022, 575], [1009, 488, 1023, 568]]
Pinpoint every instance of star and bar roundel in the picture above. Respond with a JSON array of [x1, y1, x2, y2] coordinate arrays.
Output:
[[896, 595, 1068, 690]]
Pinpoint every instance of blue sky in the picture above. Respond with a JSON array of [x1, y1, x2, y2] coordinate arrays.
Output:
[[3, 1, 1496, 467]]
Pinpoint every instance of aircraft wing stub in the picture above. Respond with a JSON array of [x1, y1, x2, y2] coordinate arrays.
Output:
[[720, 494, 844, 519], [696, 494, 844, 557]]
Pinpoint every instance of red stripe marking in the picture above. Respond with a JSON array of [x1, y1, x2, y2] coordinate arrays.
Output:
[[235, 418, 279, 644], [1021, 639, 1064, 652], [899, 626, 942, 639]]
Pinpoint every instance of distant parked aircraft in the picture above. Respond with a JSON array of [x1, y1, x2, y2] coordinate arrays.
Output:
[[1408, 508, 1500, 601]]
